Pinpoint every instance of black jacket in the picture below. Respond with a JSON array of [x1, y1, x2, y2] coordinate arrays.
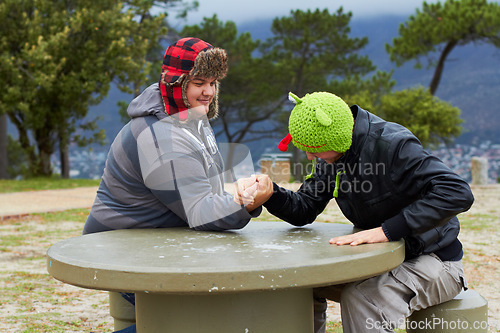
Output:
[[264, 106, 474, 261]]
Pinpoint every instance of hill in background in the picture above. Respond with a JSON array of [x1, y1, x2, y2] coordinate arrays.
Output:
[[349, 16, 500, 145], [88, 15, 500, 148], [30, 15, 498, 180]]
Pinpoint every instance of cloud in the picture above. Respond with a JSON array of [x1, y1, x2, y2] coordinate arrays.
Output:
[[182, 0, 440, 25]]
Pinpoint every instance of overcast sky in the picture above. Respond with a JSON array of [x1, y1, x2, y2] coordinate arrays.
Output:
[[181, 0, 441, 25]]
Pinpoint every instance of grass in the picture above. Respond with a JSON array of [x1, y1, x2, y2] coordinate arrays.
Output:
[[0, 209, 114, 332], [0, 207, 411, 332], [326, 321, 343, 332], [0, 177, 100, 193], [458, 212, 496, 231], [32, 209, 92, 223], [0, 184, 498, 332]]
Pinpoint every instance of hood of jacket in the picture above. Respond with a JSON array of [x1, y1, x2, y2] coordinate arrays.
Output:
[[127, 83, 167, 121]]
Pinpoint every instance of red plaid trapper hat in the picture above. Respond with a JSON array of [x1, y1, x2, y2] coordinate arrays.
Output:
[[160, 38, 213, 120]]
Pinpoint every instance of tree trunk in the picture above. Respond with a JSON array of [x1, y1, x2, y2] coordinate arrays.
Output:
[[8, 113, 40, 176], [58, 124, 70, 179], [429, 40, 457, 95], [60, 142, 70, 179], [0, 114, 8, 179], [38, 149, 52, 176]]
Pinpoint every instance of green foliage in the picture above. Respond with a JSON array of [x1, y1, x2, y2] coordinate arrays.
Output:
[[0, 177, 100, 193], [260, 8, 392, 179], [333, 70, 396, 109], [0, 0, 170, 176], [386, 0, 500, 94], [6, 135, 30, 179], [179, 10, 394, 171], [116, 0, 178, 96], [387, 0, 500, 66], [263, 8, 377, 96], [118, 100, 132, 124], [0, 1, 469, 179], [375, 87, 462, 147], [181, 15, 285, 145]]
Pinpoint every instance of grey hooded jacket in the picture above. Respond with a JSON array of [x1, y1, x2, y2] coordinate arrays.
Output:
[[83, 83, 259, 234]]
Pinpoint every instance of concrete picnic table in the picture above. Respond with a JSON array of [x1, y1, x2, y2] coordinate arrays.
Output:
[[47, 221, 405, 332]]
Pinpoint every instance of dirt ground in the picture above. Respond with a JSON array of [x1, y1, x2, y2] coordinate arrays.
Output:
[[283, 183, 500, 331], [0, 184, 498, 332]]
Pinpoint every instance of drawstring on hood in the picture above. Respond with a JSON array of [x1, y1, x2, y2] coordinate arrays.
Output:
[[305, 157, 317, 180], [304, 158, 343, 198], [333, 170, 344, 198]]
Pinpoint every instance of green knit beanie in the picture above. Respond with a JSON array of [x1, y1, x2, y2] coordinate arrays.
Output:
[[278, 92, 354, 153]]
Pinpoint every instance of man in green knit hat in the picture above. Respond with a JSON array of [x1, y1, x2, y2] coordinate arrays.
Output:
[[236, 91, 474, 333]]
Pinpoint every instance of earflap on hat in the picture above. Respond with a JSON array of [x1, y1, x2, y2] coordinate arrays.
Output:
[[180, 47, 228, 120], [207, 81, 221, 119], [160, 73, 188, 120]]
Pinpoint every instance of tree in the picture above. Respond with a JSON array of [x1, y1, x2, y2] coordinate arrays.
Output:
[[117, 0, 199, 123], [0, 0, 168, 177], [386, 0, 500, 95], [181, 15, 286, 167], [330, 70, 395, 109], [262, 8, 387, 179], [376, 87, 462, 147]]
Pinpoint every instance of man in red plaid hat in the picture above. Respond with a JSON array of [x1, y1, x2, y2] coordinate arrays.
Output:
[[85, 36, 263, 234], [84, 38, 266, 332], [159, 37, 227, 121]]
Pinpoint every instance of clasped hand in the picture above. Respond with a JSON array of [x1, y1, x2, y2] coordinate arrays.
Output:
[[233, 174, 273, 212], [234, 177, 389, 245]]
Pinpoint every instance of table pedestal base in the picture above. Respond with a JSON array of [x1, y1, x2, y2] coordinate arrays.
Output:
[[135, 288, 313, 333]]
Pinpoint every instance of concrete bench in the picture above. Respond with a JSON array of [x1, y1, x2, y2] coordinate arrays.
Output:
[[109, 292, 136, 330], [111, 289, 489, 332], [406, 289, 488, 332], [47, 222, 405, 333]]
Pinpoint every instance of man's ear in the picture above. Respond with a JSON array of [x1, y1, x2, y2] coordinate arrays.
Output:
[[288, 92, 302, 104], [316, 108, 332, 126]]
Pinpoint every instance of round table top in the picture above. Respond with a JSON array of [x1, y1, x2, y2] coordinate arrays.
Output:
[[47, 222, 404, 294]]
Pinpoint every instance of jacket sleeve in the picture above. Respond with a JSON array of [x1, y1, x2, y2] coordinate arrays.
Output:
[[138, 127, 257, 231], [263, 163, 333, 226], [381, 136, 474, 241]]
